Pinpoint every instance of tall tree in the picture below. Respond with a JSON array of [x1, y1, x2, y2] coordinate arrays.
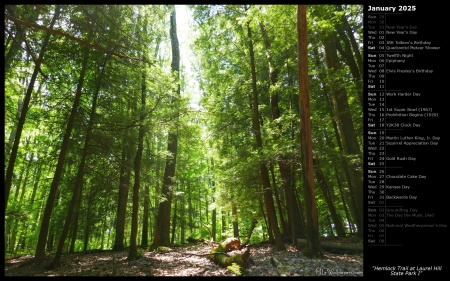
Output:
[[323, 30, 363, 237], [246, 20, 285, 251], [150, 6, 180, 250], [259, 20, 305, 245], [112, 137, 132, 251], [297, 5, 322, 258], [5, 5, 61, 211], [128, 69, 147, 260], [314, 158, 346, 237], [34, 11, 91, 258], [50, 53, 108, 268]]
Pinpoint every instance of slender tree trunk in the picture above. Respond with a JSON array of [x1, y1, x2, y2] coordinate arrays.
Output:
[[128, 68, 147, 260], [323, 129, 354, 234], [113, 138, 131, 251], [141, 183, 150, 246], [150, 7, 180, 250], [221, 210, 226, 240], [180, 181, 186, 243], [188, 180, 193, 236], [269, 164, 287, 236], [311, 45, 360, 233], [46, 187, 61, 253], [50, 56, 106, 267], [171, 199, 177, 244], [83, 190, 93, 252], [232, 202, 239, 238], [210, 158, 217, 242], [35, 19, 91, 259], [314, 158, 346, 237], [259, 22, 303, 245], [336, 5, 363, 77], [258, 195, 272, 242], [5, 5, 61, 212], [323, 32, 363, 237], [4, 5, 40, 73], [247, 22, 285, 251], [297, 5, 322, 258], [333, 6, 363, 108], [5, 99, 23, 160]]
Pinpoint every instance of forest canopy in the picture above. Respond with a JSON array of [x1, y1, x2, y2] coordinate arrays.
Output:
[[4, 4, 363, 265]]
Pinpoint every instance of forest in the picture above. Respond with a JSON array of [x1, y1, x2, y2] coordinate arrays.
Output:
[[4, 4, 364, 276]]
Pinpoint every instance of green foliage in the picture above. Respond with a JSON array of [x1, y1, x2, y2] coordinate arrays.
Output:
[[4, 4, 363, 255], [227, 262, 242, 276]]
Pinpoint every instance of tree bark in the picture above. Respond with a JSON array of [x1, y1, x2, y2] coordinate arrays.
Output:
[[232, 202, 239, 238], [141, 183, 150, 246], [128, 66, 147, 260], [113, 138, 132, 251], [241, 219, 258, 248], [150, 7, 180, 251], [297, 5, 322, 258], [171, 198, 178, 244]]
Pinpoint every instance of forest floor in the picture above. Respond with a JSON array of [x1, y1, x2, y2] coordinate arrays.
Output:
[[4, 237, 363, 277]]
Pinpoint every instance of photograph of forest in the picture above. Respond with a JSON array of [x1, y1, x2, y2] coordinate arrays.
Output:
[[4, 4, 363, 276]]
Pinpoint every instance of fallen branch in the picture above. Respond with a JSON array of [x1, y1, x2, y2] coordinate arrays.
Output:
[[241, 219, 257, 248]]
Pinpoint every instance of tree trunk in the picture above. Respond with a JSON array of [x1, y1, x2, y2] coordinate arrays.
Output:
[[4, 5, 40, 73], [314, 158, 346, 237], [258, 195, 271, 242], [269, 164, 287, 237], [35, 14, 90, 259], [247, 22, 285, 252], [311, 45, 359, 234], [180, 179, 186, 243], [128, 66, 147, 260], [336, 5, 363, 77], [297, 5, 322, 258], [323, 31, 363, 237], [113, 138, 131, 251], [82, 190, 93, 252], [150, 7, 180, 251], [141, 183, 150, 246], [50, 55, 106, 268], [333, 5, 363, 108], [171, 198, 178, 244], [5, 5, 61, 212], [259, 22, 304, 244], [241, 219, 258, 248], [232, 202, 239, 238]]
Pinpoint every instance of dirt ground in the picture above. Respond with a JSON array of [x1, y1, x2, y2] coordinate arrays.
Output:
[[5, 238, 363, 277]]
